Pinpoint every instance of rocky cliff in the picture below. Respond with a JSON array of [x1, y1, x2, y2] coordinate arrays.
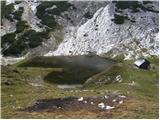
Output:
[[1, 0, 159, 60]]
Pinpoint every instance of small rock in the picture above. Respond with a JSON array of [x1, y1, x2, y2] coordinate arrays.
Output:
[[119, 95, 126, 98], [130, 81, 136, 86], [3, 80, 14, 85], [112, 99, 116, 102], [90, 90, 94, 92], [90, 102, 94, 104], [84, 101, 87, 103], [83, 89, 88, 92], [106, 105, 115, 110], [78, 97, 83, 101], [115, 75, 123, 82], [98, 102, 105, 109], [104, 95, 109, 99], [75, 90, 79, 92], [119, 101, 123, 104], [17, 106, 21, 109], [9, 94, 13, 97]]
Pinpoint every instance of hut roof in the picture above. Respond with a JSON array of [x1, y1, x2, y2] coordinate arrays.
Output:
[[134, 59, 146, 66]]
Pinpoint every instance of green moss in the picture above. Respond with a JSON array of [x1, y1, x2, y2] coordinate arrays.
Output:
[[41, 16, 57, 29], [1, 2, 15, 21], [54, 27, 64, 45], [113, 1, 158, 13], [2, 29, 50, 56], [19, 29, 50, 48], [36, 1, 73, 29], [111, 14, 128, 24], [113, 1, 141, 12], [16, 21, 29, 33], [1, 32, 16, 46], [147, 55, 159, 65], [3, 40, 27, 56], [12, 7, 24, 21], [1, 1, 24, 21], [113, 54, 125, 63], [15, 1, 22, 4]]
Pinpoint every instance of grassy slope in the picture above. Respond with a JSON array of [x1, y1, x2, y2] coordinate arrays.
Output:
[[1, 66, 100, 118], [84, 59, 159, 118], [1, 56, 159, 118]]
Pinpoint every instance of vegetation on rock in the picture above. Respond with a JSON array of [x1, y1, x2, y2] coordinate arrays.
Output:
[[2, 29, 50, 56], [1, 1, 15, 21], [36, 1, 73, 29]]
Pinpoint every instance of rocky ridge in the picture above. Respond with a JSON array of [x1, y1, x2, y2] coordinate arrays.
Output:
[[1, 0, 159, 63]]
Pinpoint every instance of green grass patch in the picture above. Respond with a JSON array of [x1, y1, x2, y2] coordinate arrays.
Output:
[[85, 63, 158, 100]]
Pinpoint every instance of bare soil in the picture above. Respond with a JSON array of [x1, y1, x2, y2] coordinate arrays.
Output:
[[20, 95, 126, 116]]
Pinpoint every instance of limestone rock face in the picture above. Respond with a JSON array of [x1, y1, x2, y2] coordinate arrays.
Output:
[[1, 0, 159, 60], [46, 2, 159, 59]]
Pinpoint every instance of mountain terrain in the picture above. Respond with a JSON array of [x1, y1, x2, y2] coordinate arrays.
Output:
[[1, 0, 159, 119], [1, 0, 159, 61]]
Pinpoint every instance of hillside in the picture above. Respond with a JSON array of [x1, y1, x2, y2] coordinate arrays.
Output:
[[1, 55, 159, 118], [1, 0, 159, 119]]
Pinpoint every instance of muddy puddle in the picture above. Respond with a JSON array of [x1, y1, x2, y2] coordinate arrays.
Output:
[[21, 95, 126, 113]]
